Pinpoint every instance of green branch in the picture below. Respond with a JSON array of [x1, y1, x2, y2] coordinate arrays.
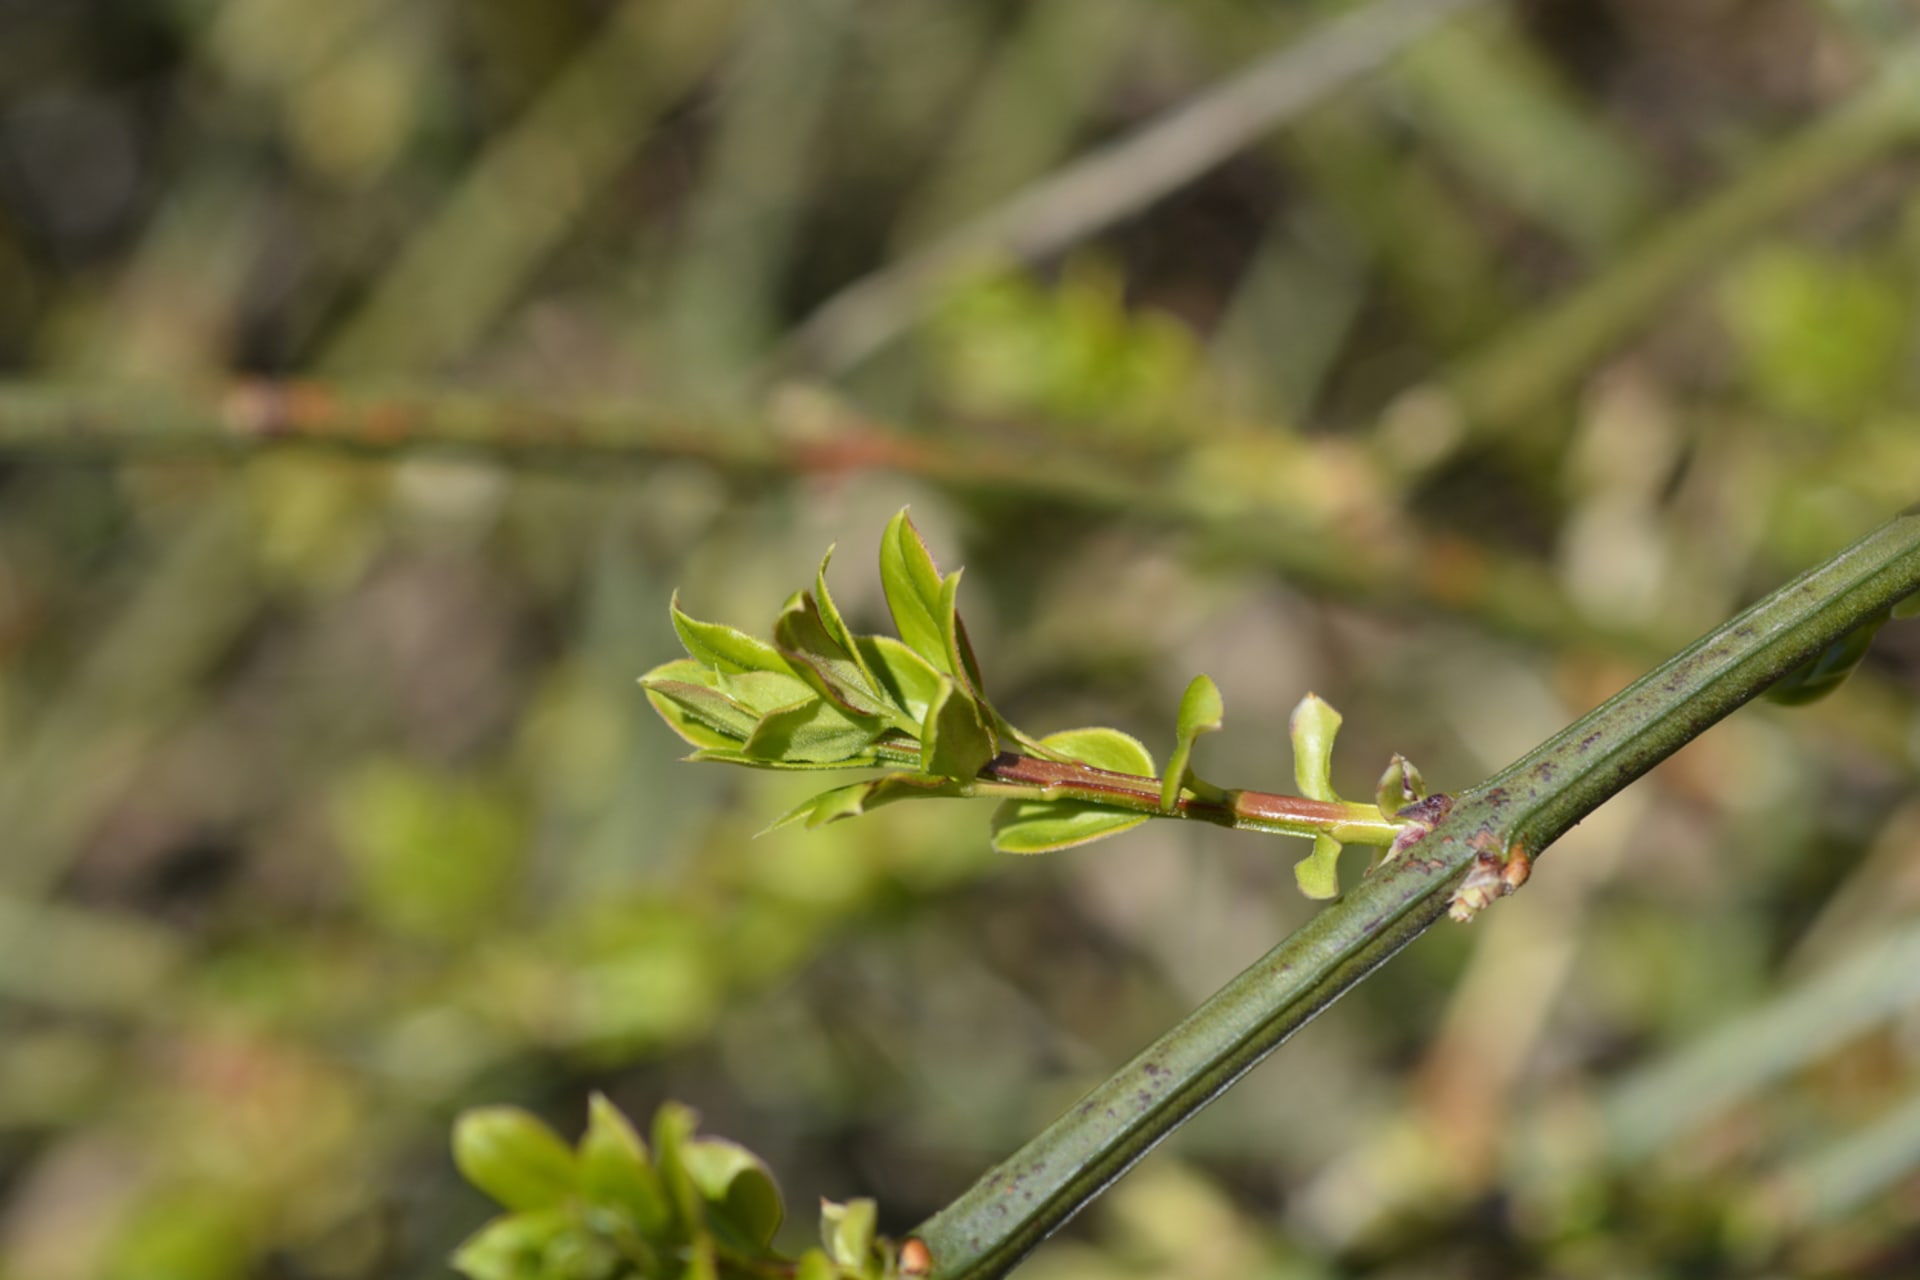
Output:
[[905, 504, 1920, 1279]]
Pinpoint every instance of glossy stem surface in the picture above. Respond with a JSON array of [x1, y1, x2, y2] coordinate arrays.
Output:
[[911, 505, 1920, 1280]]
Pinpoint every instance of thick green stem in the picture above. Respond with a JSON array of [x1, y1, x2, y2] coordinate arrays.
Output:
[[909, 504, 1920, 1280]]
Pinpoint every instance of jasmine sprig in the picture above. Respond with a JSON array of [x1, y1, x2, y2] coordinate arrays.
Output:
[[641, 510, 1429, 897]]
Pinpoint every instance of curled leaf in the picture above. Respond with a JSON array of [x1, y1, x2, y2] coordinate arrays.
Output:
[[681, 1137, 784, 1249], [1161, 674, 1224, 810], [991, 798, 1147, 853], [1373, 753, 1429, 815], [774, 591, 894, 721], [1289, 693, 1343, 802]]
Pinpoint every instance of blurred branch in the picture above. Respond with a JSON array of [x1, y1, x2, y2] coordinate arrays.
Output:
[[774, 0, 1490, 377], [911, 505, 1920, 1279], [1385, 52, 1920, 469]]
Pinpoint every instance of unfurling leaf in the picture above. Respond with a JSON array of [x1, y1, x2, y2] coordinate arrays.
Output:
[[1039, 727, 1155, 777], [857, 634, 945, 723], [453, 1107, 580, 1213], [1294, 833, 1344, 900], [1373, 753, 1428, 815], [921, 676, 997, 779], [1289, 693, 1343, 802], [1161, 673, 1224, 810], [992, 799, 1148, 853]]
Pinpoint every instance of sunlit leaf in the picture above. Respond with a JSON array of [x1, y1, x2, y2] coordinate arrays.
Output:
[[453, 1107, 579, 1213], [775, 591, 894, 720], [671, 594, 792, 676], [744, 698, 885, 764], [814, 545, 882, 695], [1039, 727, 1155, 777], [921, 677, 996, 780], [879, 508, 951, 675], [641, 665, 759, 747], [715, 669, 818, 717], [936, 568, 987, 697], [856, 634, 945, 723], [1289, 693, 1342, 802], [1161, 674, 1224, 809], [991, 799, 1147, 854]]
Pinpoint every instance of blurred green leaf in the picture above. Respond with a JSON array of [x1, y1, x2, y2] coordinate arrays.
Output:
[[820, 1197, 877, 1270], [1160, 674, 1224, 809], [450, 1209, 575, 1280], [795, 1248, 840, 1280], [681, 1137, 784, 1250], [454, 1108, 580, 1213], [991, 799, 1147, 854], [578, 1094, 672, 1237]]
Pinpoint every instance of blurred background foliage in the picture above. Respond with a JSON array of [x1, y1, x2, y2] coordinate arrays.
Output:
[[2, 1, 1920, 1277]]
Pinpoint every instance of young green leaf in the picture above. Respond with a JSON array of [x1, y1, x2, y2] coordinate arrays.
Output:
[[991, 799, 1148, 854], [763, 775, 964, 833], [1373, 753, 1429, 815], [821, 1197, 878, 1270], [1289, 693, 1343, 802], [775, 592, 896, 722], [680, 1137, 784, 1249], [578, 1093, 672, 1237], [879, 508, 952, 675], [1293, 833, 1344, 900], [690, 748, 886, 772], [921, 677, 996, 780], [1038, 727, 1156, 777], [641, 662, 762, 747], [452, 1107, 580, 1213], [671, 594, 792, 676], [795, 1249, 840, 1280], [813, 545, 883, 693], [936, 568, 988, 697], [450, 1209, 574, 1280], [716, 668, 820, 717], [1160, 674, 1224, 810], [744, 698, 886, 764], [856, 634, 945, 723]]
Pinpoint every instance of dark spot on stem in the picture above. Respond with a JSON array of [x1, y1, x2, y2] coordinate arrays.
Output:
[[1578, 732, 1600, 752]]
